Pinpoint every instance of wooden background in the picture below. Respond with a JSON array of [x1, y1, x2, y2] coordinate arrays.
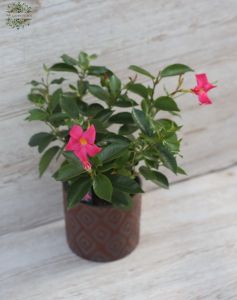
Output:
[[0, 1, 237, 297]]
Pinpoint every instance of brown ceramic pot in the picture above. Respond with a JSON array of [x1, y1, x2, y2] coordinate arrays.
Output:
[[63, 184, 142, 262]]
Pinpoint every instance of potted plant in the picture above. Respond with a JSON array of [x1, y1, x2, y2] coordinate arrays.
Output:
[[26, 52, 216, 262]]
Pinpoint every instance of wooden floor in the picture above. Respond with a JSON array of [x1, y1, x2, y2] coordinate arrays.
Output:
[[1, 165, 237, 300]]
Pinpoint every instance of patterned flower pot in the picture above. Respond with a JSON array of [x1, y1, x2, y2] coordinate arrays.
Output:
[[63, 184, 142, 262]]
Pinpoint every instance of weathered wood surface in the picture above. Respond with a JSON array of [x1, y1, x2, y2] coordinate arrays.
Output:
[[1, 166, 237, 300], [1, 1, 237, 296], [1, 0, 237, 234]]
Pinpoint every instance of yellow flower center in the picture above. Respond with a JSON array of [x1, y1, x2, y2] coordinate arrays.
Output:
[[79, 137, 88, 145], [198, 87, 205, 93]]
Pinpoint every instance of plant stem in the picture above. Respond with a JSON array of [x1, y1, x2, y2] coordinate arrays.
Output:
[[46, 121, 65, 143]]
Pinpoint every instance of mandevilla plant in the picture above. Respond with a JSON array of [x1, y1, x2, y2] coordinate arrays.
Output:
[[26, 52, 216, 209]]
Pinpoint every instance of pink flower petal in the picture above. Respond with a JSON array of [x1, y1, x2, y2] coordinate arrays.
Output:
[[69, 125, 83, 140], [198, 92, 212, 105], [85, 144, 102, 157], [82, 125, 96, 144], [191, 87, 200, 95], [195, 73, 216, 92], [65, 124, 100, 170], [74, 147, 87, 161], [65, 138, 75, 151], [83, 193, 92, 201], [82, 160, 92, 170], [196, 74, 208, 87], [74, 147, 91, 170], [65, 137, 82, 151], [204, 83, 216, 92]]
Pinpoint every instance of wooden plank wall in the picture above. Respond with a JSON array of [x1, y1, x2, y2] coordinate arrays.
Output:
[[1, 0, 237, 235]]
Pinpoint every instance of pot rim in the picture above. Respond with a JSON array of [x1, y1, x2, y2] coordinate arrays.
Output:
[[65, 193, 141, 211], [63, 180, 142, 211]]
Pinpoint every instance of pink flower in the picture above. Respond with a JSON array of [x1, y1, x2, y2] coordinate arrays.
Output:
[[83, 193, 92, 201], [192, 73, 216, 105], [65, 125, 102, 170]]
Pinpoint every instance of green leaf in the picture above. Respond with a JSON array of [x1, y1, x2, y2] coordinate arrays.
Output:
[[59, 129, 69, 138], [139, 166, 169, 189], [43, 64, 49, 72], [29, 132, 55, 153], [111, 189, 133, 210], [89, 54, 98, 60], [165, 134, 181, 153], [155, 119, 179, 132], [94, 109, 114, 122], [78, 52, 89, 69], [160, 64, 193, 77], [77, 101, 88, 116], [88, 156, 102, 168], [115, 95, 138, 107], [144, 158, 159, 169], [141, 99, 149, 114], [93, 174, 113, 202], [119, 124, 138, 135], [60, 96, 80, 118], [51, 78, 65, 84], [88, 85, 110, 102], [87, 103, 104, 116], [116, 169, 132, 177], [26, 109, 48, 121], [109, 112, 134, 124], [177, 166, 187, 175], [53, 163, 85, 181], [77, 80, 88, 96], [129, 65, 155, 79], [155, 96, 180, 112], [61, 54, 77, 66], [104, 134, 130, 146], [67, 176, 92, 208], [90, 119, 108, 133], [127, 83, 148, 98], [109, 74, 121, 97], [157, 145, 177, 174], [98, 161, 116, 172], [64, 151, 83, 166], [69, 84, 76, 91], [50, 63, 78, 74], [49, 112, 68, 123], [28, 93, 45, 105], [132, 108, 153, 136], [49, 88, 62, 112], [97, 143, 128, 162], [29, 80, 40, 86], [110, 175, 143, 193], [87, 66, 109, 76], [39, 146, 60, 177], [114, 149, 130, 165]]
